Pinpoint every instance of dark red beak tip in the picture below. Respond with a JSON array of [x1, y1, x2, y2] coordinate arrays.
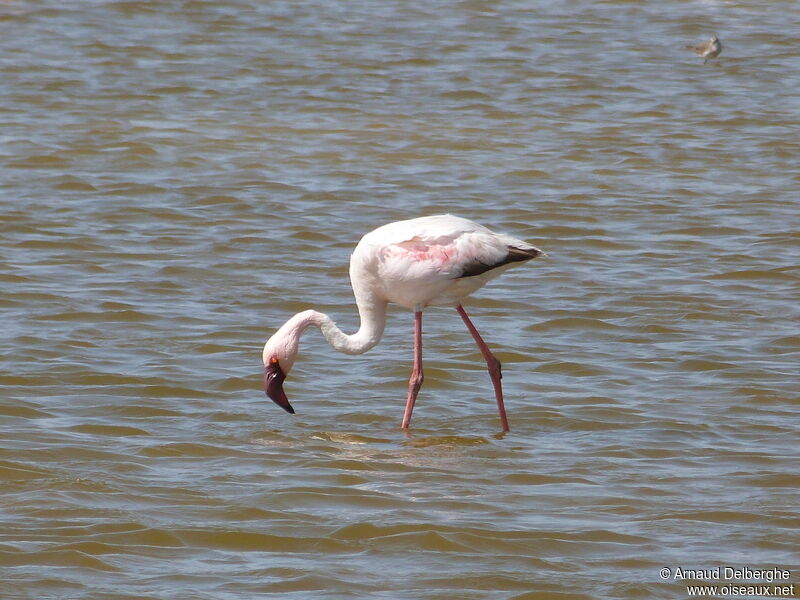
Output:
[[264, 361, 295, 414]]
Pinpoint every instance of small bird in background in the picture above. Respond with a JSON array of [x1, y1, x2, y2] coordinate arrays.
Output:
[[687, 34, 722, 64]]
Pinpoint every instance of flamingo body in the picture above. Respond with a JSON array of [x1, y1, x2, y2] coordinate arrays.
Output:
[[352, 215, 534, 310], [262, 214, 544, 431]]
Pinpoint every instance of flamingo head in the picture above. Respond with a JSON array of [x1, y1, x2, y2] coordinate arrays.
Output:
[[262, 330, 300, 415]]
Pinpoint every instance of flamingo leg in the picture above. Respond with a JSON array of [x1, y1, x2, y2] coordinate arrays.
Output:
[[456, 304, 510, 432], [401, 310, 424, 428]]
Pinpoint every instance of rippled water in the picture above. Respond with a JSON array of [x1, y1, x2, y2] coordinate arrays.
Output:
[[2, 1, 799, 598]]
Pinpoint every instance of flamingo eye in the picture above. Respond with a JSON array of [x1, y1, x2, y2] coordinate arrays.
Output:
[[270, 356, 279, 365]]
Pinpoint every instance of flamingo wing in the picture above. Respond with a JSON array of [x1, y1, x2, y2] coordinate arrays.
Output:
[[372, 214, 539, 279], [458, 245, 544, 278], [353, 215, 542, 309]]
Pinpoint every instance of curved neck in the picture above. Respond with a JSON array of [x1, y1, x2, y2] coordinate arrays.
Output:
[[286, 297, 387, 356], [316, 298, 387, 355]]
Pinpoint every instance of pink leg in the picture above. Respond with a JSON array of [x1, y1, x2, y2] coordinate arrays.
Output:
[[456, 304, 510, 432], [401, 311, 424, 429]]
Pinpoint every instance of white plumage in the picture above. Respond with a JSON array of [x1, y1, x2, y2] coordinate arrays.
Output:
[[354, 215, 532, 309]]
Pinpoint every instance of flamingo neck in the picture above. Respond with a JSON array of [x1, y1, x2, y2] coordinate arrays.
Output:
[[283, 298, 387, 356]]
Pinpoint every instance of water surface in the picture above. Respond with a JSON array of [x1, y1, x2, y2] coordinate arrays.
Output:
[[1, 1, 798, 598]]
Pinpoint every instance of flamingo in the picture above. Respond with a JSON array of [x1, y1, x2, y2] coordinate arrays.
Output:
[[261, 214, 545, 432]]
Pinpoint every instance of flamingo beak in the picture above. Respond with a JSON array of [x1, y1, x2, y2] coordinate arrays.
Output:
[[264, 360, 295, 414]]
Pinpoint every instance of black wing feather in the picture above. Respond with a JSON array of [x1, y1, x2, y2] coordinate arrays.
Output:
[[458, 245, 544, 278]]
